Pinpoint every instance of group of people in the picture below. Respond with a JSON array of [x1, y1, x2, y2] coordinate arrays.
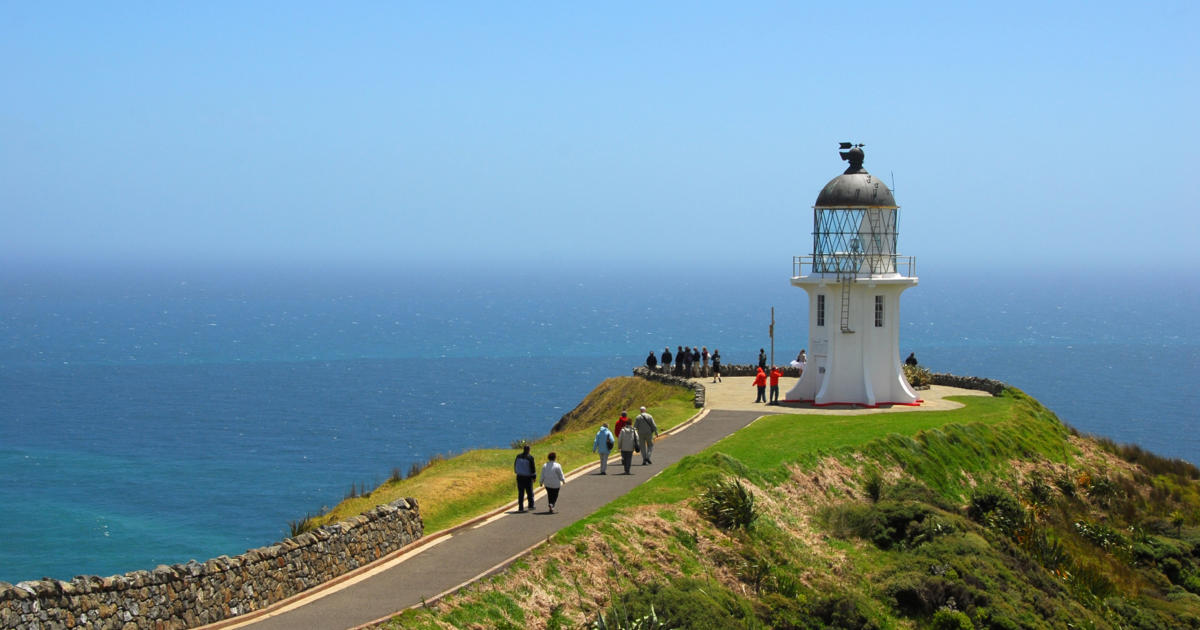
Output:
[[752, 364, 785, 404], [513, 406, 660, 515], [646, 346, 721, 382], [513, 445, 564, 513]]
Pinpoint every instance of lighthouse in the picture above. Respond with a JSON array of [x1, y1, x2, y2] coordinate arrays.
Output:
[[784, 144, 921, 407]]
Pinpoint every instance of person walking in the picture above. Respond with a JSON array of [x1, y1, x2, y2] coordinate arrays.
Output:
[[769, 365, 782, 404], [616, 421, 640, 474], [711, 349, 722, 383], [753, 366, 768, 403], [592, 423, 614, 475], [513, 445, 536, 513], [539, 452, 566, 513], [614, 411, 631, 439], [645, 351, 658, 371], [633, 406, 659, 465]]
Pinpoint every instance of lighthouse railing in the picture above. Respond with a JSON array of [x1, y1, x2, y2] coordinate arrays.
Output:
[[793, 255, 916, 278]]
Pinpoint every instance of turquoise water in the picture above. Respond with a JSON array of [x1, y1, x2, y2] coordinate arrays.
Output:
[[1, 262, 1196, 583]]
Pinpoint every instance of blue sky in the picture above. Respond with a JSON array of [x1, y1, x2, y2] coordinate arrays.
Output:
[[2, 2, 1197, 272]]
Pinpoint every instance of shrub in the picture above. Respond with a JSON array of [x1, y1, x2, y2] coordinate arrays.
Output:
[[967, 486, 1025, 536], [591, 604, 672, 630], [811, 593, 883, 629], [863, 469, 883, 503], [931, 609, 974, 630], [904, 364, 932, 388], [601, 578, 755, 629], [287, 513, 318, 537], [696, 478, 758, 530], [1085, 475, 1123, 508], [1053, 472, 1077, 498], [1073, 520, 1129, 553], [882, 572, 975, 618], [1023, 472, 1055, 508]]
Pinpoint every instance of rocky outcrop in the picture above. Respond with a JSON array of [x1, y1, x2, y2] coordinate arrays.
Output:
[[0, 497, 422, 629]]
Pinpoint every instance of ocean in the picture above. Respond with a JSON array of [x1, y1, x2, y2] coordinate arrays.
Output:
[[1, 262, 1196, 584]]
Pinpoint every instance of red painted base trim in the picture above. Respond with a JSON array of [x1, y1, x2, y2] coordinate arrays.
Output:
[[782, 398, 924, 408]]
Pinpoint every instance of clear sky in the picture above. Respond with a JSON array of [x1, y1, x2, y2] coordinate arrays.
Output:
[[2, 2, 1197, 272]]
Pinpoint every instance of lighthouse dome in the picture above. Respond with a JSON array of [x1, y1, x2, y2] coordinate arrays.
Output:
[[815, 147, 896, 207]]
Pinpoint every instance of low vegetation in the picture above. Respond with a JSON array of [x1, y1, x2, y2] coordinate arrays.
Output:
[[385, 387, 1200, 629], [903, 363, 933, 388], [303, 377, 696, 534]]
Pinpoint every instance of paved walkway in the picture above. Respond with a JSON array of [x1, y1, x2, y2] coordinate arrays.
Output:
[[207, 380, 984, 630]]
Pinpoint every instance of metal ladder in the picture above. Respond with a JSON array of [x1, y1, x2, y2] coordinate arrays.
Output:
[[839, 275, 854, 333]]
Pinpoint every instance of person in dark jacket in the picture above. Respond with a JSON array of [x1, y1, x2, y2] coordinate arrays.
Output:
[[905, 352, 918, 367], [646, 351, 658, 371], [661, 347, 673, 373], [675, 346, 685, 376], [513, 445, 536, 512], [711, 350, 722, 383], [758, 348, 768, 369], [690, 347, 700, 377]]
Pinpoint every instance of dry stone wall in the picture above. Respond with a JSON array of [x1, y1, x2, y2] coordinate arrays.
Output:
[[0, 497, 422, 630], [928, 372, 1007, 396]]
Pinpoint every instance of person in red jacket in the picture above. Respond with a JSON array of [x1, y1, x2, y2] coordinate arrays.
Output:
[[613, 411, 630, 438], [769, 366, 783, 404], [753, 367, 767, 403]]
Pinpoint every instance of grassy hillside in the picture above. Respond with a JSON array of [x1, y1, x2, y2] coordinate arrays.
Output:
[[387, 387, 1200, 629], [304, 377, 696, 534]]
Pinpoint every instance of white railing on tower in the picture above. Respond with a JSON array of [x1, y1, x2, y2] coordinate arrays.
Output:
[[792, 255, 916, 278]]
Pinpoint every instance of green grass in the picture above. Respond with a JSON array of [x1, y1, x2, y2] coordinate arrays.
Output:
[[560, 389, 1052, 539], [394, 384, 1200, 629], [311, 377, 696, 533]]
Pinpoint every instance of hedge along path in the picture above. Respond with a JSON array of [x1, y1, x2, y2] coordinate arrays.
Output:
[[209, 381, 988, 630]]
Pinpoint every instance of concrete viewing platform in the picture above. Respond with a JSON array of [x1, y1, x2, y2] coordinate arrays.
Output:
[[699, 375, 990, 413], [207, 378, 990, 630]]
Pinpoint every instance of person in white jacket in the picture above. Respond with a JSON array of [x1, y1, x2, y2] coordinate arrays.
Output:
[[539, 452, 566, 513], [617, 423, 640, 475]]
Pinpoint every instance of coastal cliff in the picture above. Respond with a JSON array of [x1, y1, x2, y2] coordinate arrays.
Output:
[[389, 381, 1200, 629]]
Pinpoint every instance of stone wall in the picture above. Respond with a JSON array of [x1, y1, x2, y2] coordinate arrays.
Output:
[[929, 372, 1007, 396], [633, 367, 706, 407], [0, 497, 422, 630], [632, 364, 803, 408]]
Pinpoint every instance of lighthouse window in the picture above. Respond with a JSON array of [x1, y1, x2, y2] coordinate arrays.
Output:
[[874, 295, 884, 327], [817, 295, 825, 327]]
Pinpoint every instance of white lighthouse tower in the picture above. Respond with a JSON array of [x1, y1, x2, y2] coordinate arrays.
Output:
[[784, 144, 921, 407]]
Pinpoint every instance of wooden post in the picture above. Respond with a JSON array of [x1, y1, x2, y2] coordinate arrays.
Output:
[[769, 307, 775, 369]]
